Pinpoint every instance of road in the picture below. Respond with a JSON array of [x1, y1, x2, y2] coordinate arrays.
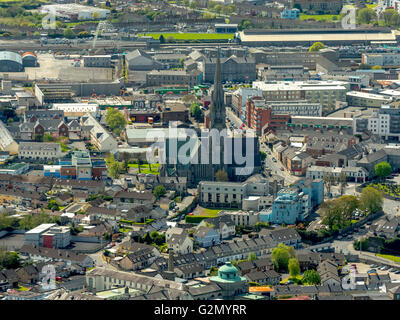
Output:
[[260, 142, 298, 186], [88, 233, 131, 270]]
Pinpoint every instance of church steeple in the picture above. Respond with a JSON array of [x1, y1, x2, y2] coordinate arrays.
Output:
[[210, 48, 226, 131]]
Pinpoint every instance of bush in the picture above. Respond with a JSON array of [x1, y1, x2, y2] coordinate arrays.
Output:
[[185, 215, 210, 224]]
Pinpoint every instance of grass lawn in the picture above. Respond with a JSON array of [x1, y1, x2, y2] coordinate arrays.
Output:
[[119, 228, 131, 233], [138, 33, 234, 40], [299, 14, 340, 22], [17, 285, 30, 291], [128, 163, 160, 175], [376, 254, 400, 263], [366, 4, 377, 9]]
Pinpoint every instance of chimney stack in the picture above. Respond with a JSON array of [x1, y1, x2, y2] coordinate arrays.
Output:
[[168, 248, 174, 272]]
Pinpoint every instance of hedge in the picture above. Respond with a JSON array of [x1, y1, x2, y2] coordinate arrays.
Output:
[[185, 215, 210, 224]]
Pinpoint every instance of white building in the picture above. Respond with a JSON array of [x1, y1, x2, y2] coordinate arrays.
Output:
[[52, 103, 99, 117], [24, 224, 71, 249], [18, 142, 61, 160], [252, 80, 349, 110], [223, 210, 260, 226], [353, 105, 400, 140], [41, 4, 110, 21], [199, 180, 278, 210], [0, 120, 18, 154], [81, 113, 118, 152], [306, 165, 368, 183]]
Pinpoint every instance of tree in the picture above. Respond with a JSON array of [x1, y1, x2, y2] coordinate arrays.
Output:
[[92, 11, 100, 20], [356, 7, 377, 25], [260, 151, 267, 161], [0, 248, 20, 269], [390, 11, 400, 28], [153, 185, 166, 199], [43, 133, 55, 142], [239, 19, 252, 30], [159, 34, 165, 44], [338, 172, 347, 196], [288, 258, 300, 278], [209, 266, 218, 276], [372, 65, 382, 70], [359, 186, 383, 214], [383, 8, 397, 26], [215, 170, 228, 182], [248, 252, 257, 262], [302, 269, 321, 285], [271, 243, 296, 272], [375, 161, 392, 179], [309, 42, 325, 52], [322, 173, 335, 196], [106, 154, 123, 179], [320, 195, 360, 230], [190, 103, 202, 121], [106, 108, 127, 135], [63, 28, 75, 39]]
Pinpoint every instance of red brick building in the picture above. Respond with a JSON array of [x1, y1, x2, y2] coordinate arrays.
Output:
[[246, 97, 290, 135]]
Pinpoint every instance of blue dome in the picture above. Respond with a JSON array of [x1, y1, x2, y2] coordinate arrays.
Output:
[[218, 262, 240, 281]]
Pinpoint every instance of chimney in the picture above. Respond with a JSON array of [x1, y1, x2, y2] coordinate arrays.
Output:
[[168, 248, 174, 272]]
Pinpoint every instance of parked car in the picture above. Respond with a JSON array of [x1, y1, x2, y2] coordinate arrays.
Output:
[[367, 269, 377, 274], [394, 270, 400, 274]]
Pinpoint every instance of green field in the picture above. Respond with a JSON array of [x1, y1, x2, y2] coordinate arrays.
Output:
[[127, 163, 160, 175], [376, 254, 400, 263], [300, 14, 340, 22], [138, 33, 234, 40]]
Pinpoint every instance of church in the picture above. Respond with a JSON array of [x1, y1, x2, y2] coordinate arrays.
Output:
[[160, 49, 261, 187]]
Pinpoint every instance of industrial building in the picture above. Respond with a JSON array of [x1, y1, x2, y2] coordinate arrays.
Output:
[[40, 4, 110, 21], [24, 223, 71, 249], [21, 52, 38, 67], [0, 51, 23, 72]]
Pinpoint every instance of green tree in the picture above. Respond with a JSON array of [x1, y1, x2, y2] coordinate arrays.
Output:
[[356, 7, 377, 25], [320, 195, 360, 230], [302, 269, 321, 285], [0, 248, 20, 269], [382, 8, 397, 26], [153, 185, 166, 199], [63, 28, 75, 39], [288, 258, 300, 278], [271, 243, 296, 272], [372, 65, 382, 70], [209, 266, 219, 276], [309, 42, 325, 52], [248, 252, 257, 262], [260, 151, 267, 161], [106, 108, 127, 135], [106, 154, 123, 179], [375, 161, 392, 179], [359, 186, 383, 214], [159, 34, 165, 44], [190, 103, 202, 121], [239, 19, 252, 30]]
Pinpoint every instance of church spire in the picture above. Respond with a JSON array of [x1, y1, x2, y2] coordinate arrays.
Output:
[[210, 47, 226, 131]]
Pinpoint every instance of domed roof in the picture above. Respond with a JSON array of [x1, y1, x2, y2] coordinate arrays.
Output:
[[219, 262, 238, 274]]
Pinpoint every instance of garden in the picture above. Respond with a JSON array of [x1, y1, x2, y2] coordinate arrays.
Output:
[[368, 182, 400, 199]]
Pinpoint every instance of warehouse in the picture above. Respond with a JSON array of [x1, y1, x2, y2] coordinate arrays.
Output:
[[22, 52, 38, 67], [0, 51, 23, 72]]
